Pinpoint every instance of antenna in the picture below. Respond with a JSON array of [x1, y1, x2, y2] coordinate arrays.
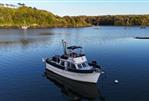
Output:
[[62, 40, 67, 55]]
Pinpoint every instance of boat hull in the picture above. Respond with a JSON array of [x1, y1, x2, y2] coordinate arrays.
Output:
[[45, 63, 100, 83], [45, 70, 101, 99]]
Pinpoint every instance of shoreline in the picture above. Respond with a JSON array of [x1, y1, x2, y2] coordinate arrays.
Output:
[[0, 26, 89, 29], [0, 25, 148, 29]]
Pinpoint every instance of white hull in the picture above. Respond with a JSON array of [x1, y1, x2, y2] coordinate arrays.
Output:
[[45, 63, 100, 83]]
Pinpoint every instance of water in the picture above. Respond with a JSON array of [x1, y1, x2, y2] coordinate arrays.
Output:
[[0, 26, 149, 101]]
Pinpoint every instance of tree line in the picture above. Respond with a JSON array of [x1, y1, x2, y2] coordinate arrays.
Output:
[[84, 15, 149, 26], [0, 4, 149, 28], [0, 4, 89, 28]]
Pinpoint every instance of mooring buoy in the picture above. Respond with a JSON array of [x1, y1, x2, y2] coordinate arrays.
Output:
[[114, 80, 119, 84]]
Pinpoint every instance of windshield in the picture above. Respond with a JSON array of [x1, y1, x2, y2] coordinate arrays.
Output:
[[77, 62, 89, 69]]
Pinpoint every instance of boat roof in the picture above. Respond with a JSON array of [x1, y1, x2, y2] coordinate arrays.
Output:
[[67, 46, 82, 50]]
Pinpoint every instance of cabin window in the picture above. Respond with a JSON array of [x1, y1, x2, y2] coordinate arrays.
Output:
[[82, 63, 86, 67], [68, 62, 76, 69], [78, 64, 82, 69], [71, 64, 76, 69], [52, 56, 60, 63], [60, 61, 65, 66], [78, 62, 89, 69], [82, 62, 89, 67], [67, 62, 71, 68]]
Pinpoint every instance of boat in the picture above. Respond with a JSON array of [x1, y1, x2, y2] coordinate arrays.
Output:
[[135, 37, 149, 39], [43, 40, 102, 83], [21, 26, 28, 30], [93, 26, 100, 30], [45, 70, 105, 100], [140, 26, 146, 29]]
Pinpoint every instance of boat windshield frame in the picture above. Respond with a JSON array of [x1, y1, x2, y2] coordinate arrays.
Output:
[[67, 46, 82, 50], [67, 46, 84, 57]]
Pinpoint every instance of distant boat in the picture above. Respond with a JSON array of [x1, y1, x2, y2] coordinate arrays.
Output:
[[93, 26, 100, 30], [140, 26, 146, 29], [135, 37, 149, 39], [42, 40, 102, 83], [21, 26, 29, 30]]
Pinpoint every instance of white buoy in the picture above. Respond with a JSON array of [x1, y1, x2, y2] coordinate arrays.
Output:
[[42, 58, 45, 62], [101, 71, 104, 74], [114, 80, 119, 84]]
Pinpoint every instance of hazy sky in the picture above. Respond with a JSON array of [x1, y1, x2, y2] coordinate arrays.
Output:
[[0, 0, 149, 16]]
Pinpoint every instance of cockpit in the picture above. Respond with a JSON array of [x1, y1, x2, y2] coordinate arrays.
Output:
[[50, 45, 91, 71]]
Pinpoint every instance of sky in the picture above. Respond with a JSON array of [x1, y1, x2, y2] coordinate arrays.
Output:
[[0, 0, 149, 16]]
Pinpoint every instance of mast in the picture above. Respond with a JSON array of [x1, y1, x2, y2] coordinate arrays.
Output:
[[62, 40, 67, 55]]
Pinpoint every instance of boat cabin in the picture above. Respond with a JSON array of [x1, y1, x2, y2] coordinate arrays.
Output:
[[49, 45, 92, 71]]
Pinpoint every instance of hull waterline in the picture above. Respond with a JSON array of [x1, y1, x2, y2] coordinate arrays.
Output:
[[45, 63, 100, 83]]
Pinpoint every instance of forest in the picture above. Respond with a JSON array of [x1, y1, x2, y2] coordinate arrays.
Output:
[[0, 4, 149, 28]]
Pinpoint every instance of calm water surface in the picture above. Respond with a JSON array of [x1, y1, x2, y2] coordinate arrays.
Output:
[[0, 26, 149, 101]]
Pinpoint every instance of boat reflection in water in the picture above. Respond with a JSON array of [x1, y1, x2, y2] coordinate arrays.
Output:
[[45, 70, 105, 101]]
